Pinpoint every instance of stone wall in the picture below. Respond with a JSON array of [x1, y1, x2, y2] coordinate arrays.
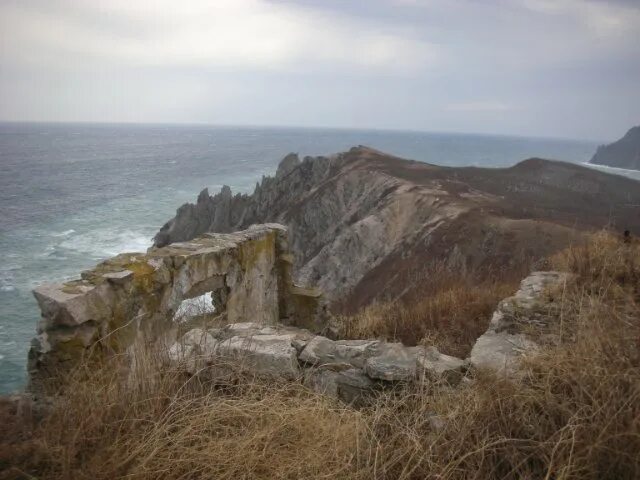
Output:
[[167, 270, 570, 405], [29, 224, 327, 387], [168, 322, 466, 405]]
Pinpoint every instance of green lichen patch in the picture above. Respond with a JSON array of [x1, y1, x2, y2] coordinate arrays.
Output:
[[81, 253, 144, 284], [61, 280, 90, 294], [238, 232, 276, 270]]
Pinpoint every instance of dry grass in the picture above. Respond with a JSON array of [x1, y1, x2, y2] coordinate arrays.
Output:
[[335, 279, 515, 358], [2, 232, 639, 479], [1, 359, 369, 480]]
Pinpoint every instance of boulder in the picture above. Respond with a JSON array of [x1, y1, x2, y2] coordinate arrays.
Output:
[[217, 334, 300, 379], [168, 328, 219, 374], [298, 336, 380, 368], [305, 368, 375, 405], [469, 271, 570, 374], [417, 346, 466, 385], [364, 343, 420, 381]]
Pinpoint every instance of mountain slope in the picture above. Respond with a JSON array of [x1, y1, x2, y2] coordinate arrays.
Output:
[[590, 126, 640, 170], [155, 146, 640, 310]]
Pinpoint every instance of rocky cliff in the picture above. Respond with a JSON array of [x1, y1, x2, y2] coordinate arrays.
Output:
[[155, 146, 640, 310], [590, 126, 640, 170]]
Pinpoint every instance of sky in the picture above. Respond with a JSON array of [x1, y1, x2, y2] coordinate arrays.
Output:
[[0, 0, 638, 141]]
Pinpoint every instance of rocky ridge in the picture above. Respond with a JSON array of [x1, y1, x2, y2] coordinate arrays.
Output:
[[155, 146, 640, 310]]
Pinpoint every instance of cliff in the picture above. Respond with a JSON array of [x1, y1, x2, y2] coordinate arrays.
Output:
[[155, 146, 640, 311], [590, 126, 640, 170]]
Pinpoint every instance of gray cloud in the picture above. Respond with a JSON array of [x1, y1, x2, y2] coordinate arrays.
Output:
[[0, 0, 638, 140]]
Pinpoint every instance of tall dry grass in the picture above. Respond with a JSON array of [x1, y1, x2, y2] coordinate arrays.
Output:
[[2, 232, 639, 479], [336, 281, 515, 358], [1, 357, 369, 480]]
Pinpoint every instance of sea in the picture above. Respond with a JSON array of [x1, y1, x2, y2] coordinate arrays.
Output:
[[1, 122, 638, 393]]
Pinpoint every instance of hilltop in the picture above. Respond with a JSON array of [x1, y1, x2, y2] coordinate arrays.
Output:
[[155, 146, 640, 311]]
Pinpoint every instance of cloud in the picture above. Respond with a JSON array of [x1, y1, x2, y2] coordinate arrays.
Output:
[[517, 0, 640, 38], [0, 0, 440, 73], [445, 102, 513, 112], [0, 0, 638, 139]]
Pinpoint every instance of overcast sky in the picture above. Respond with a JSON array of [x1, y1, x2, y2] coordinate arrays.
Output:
[[0, 0, 638, 140]]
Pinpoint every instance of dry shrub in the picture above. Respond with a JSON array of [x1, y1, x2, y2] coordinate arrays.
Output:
[[551, 230, 640, 298], [336, 282, 514, 357]]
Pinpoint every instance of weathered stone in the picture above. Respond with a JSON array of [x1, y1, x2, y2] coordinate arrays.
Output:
[[223, 322, 261, 336], [33, 283, 113, 328], [299, 336, 380, 368], [168, 328, 219, 374], [30, 225, 327, 388], [469, 328, 539, 374], [469, 271, 570, 375], [305, 367, 375, 405], [276, 152, 301, 178], [217, 334, 300, 379], [417, 346, 466, 385], [102, 270, 134, 284], [364, 343, 419, 381], [181, 328, 218, 354]]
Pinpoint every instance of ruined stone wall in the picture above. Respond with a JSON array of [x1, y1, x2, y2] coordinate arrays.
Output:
[[166, 270, 570, 405], [29, 224, 327, 387]]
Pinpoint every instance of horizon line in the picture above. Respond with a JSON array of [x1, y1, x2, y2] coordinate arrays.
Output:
[[0, 119, 604, 144]]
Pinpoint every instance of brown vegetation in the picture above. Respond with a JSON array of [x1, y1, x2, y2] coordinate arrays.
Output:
[[2, 232, 639, 479], [335, 268, 515, 357]]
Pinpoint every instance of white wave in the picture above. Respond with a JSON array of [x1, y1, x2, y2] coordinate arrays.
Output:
[[173, 292, 216, 322], [582, 162, 640, 180], [59, 228, 151, 258], [51, 229, 76, 237], [0, 286, 15, 292]]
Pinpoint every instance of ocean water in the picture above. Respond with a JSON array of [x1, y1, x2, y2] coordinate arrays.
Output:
[[0, 121, 628, 393]]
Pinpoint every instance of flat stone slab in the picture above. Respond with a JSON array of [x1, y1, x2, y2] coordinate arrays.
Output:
[[299, 336, 380, 368], [102, 270, 134, 284], [417, 346, 466, 385], [364, 343, 420, 381], [217, 334, 300, 379]]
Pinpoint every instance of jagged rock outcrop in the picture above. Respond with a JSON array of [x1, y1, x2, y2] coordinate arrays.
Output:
[[590, 126, 640, 171], [154, 146, 640, 310], [29, 224, 327, 387]]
